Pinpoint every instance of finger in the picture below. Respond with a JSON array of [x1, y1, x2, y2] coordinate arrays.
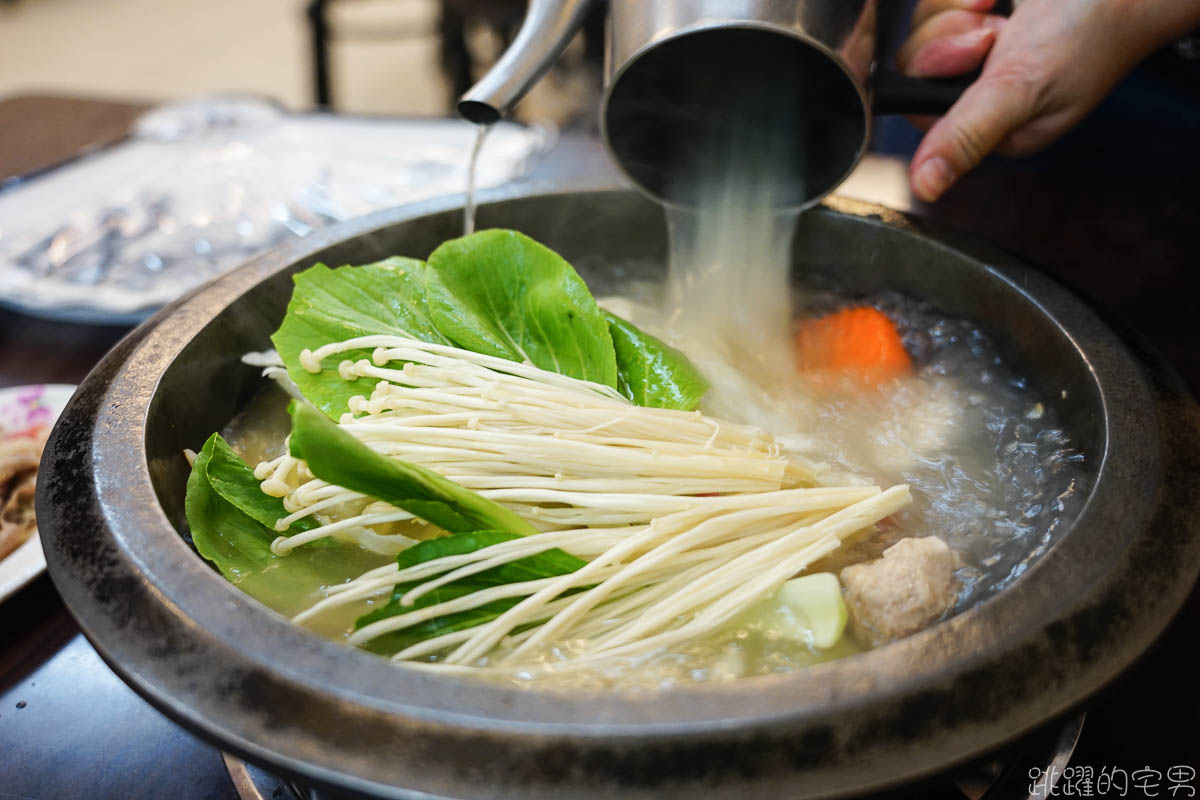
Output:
[[909, 73, 1038, 201], [912, 0, 997, 30], [905, 26, 998, 78], [898, 10, 997, 71], [904, 114, 941, 133], [994, 104, 1087, 157]]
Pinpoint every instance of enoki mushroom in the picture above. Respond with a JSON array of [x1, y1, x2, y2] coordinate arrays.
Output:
[[246, 335, 910, 673]]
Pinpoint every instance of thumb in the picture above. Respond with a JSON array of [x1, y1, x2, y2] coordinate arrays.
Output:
[[909, 73, 1038, 201]]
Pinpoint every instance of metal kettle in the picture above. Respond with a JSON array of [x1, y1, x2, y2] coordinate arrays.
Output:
[[459, 0, 967, 210]]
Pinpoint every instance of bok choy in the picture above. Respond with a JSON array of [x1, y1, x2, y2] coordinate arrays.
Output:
[[185, 228, 908, 676]]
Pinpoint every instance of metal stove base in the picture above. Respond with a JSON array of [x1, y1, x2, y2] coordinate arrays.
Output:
[[224, 713, 1085, 800]]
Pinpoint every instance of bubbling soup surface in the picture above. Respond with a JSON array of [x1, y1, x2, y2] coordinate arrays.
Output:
[[223, 273, 1086, 689], [602, 279, 1088, 614]]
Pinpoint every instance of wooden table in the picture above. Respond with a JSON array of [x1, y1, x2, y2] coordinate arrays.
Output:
[[0, 94, 1197, 799]]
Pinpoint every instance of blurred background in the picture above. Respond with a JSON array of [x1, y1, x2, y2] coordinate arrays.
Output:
[[0, 0, 600, 123], [0, 0, 615, 325]]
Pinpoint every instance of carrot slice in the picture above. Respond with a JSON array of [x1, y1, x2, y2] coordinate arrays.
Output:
[[794, 307, 912, 380]]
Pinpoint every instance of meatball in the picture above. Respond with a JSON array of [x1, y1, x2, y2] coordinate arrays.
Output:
[[839, 536, 960, 647]]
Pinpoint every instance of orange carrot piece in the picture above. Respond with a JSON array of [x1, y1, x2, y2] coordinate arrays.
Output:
[[794, 307, 912, 380]]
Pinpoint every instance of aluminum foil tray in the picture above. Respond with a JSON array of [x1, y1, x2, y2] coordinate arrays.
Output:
[[0, 97, 551, 324]]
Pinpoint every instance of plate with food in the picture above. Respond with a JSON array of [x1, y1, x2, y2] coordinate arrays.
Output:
[[37, 187, 1200, 799], [0, 383, 75, 602]]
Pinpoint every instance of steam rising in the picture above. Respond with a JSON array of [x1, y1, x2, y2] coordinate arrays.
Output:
[[664, 110, 802, 378]]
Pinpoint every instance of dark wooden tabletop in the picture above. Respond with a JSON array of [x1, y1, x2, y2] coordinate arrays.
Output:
[[0, 93, 1197, 799]]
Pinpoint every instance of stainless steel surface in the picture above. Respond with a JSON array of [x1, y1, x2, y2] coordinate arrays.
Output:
[[1038, 715, 1087, 799], [219, 712, 1088, 800], [457, 0, 597, 124], [224, 752, 311, 800], [465, 0, 878, 209], [603, 0, 875, 86], [39, 185, 1200, 799], [602, 0, 875, 209]]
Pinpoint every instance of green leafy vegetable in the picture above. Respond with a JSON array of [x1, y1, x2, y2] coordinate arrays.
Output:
[[271, 257, 449, 417], [185, 434, 384, 616], [201, 432, 316, 534], [426, 229, 618, 388], [605, 311, 709, 410], [271, 230, 707, 420], [186, 436, 275, 579], [288, 404, 538, 537], [355, 531, 585, 655]]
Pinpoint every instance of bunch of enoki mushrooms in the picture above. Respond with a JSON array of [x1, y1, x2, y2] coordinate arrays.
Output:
[[251, 334, 911, 673]]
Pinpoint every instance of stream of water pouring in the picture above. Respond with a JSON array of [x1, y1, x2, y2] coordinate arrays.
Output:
[[463, 124, 490, 236], [663, 118, 801, 380]]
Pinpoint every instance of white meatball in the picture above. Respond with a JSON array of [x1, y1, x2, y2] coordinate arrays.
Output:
[[839, 536, 960, 647]]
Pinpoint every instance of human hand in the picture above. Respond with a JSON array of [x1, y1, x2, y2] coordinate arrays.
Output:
[[900, 0, 1200, 202]]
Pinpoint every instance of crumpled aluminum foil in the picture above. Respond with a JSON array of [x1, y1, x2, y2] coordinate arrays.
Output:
[[0, 96, 552, 324]]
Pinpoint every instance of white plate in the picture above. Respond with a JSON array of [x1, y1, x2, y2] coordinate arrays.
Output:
[[0, 384, 76, 602]]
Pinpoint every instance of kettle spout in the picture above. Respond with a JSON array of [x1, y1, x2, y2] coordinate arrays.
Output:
[[457, 0, 596, 125]]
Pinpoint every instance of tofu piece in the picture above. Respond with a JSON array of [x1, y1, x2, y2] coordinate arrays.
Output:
[[839, 536, 960, 647]]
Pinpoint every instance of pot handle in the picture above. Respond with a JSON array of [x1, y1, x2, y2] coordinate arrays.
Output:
[[871, 69, 977, 116]]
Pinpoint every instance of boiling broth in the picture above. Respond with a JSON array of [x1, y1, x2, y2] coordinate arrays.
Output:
[[603, 281, 1087, 618], [223, 276, 1085, 689]]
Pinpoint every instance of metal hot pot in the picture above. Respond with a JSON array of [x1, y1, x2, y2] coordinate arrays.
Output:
[[38, 185, 1200, 798]]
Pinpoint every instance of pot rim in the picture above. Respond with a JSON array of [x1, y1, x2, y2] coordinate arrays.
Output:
[[39, 184, 1200, 798]]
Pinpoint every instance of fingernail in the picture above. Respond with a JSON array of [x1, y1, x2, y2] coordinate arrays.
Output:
[[913, 157, 955, 201], [907, 27, 996, 77], [952, 27, 996, 48]]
